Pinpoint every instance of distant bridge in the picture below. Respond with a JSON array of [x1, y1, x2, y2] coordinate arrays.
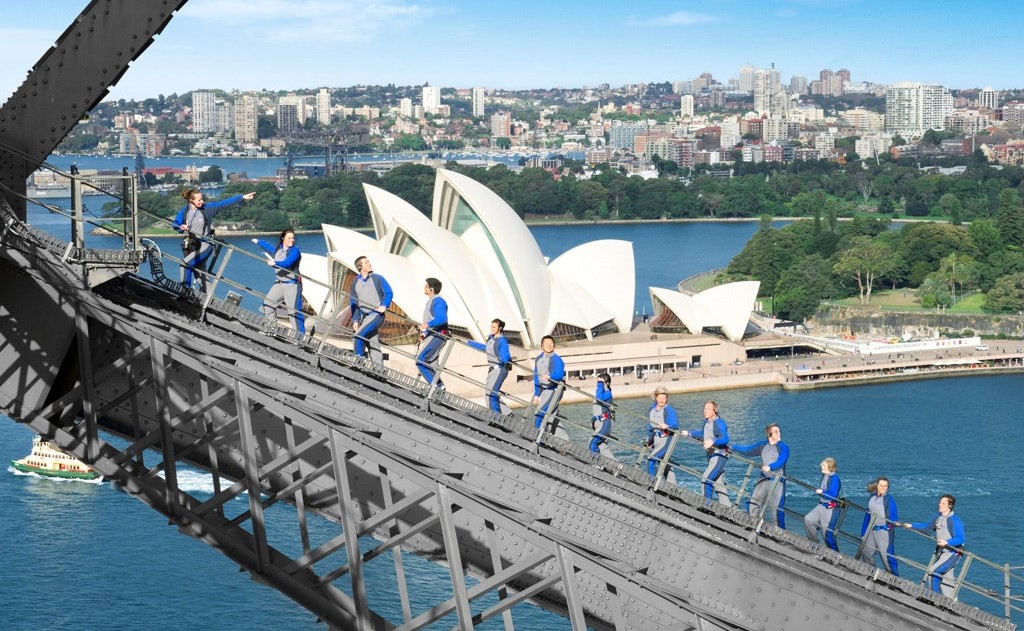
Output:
[[0, 3, 1021, 631]]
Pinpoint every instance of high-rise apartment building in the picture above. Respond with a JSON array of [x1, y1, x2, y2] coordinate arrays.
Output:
[[738, 65, 757, 93], [680, 95, 694, 118], [214, 101, 234, 135], [754, 69, 773, 115], [789, 75, 807, 94], [192, 90, 217, 133], [422, 85, 441, 114], [399, 98, 413, 118], [885, 82, 953, 135], [472, 87, 485, 118], [978, 87, 999, 110], [316, 88, 331, 125], [811, 69, 843, 97], [608, 121, 648, 150], [692, 72, 714, 92], [490, 112, 511, 138], [277, 95, 306, 132], [234, 95, 258, 144]]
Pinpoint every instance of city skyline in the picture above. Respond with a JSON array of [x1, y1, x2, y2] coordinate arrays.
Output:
[[1, 1, 1022, 101]]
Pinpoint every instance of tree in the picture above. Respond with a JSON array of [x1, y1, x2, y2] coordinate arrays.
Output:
[[918, 274, 952, 309], [995, 188, 1024, 248], [877, 196, 895, 214], [937, 193, 961, 222], [854, 174, 874, 203], [897, 222, 979, 286], [833, 236, 895, 304], [199, 165, 223, 184], [775, 254, 837, 321], [937, 253, 979, 305], [984, 272, 1024, 312]]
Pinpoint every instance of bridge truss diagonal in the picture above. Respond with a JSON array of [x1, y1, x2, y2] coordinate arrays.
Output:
[[0, 196, 1017, 631]]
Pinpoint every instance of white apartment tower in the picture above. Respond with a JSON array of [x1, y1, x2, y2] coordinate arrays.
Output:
[[789, 75, 807, 94], [316, 88, 331, 125], [680, 94, 694, 118], [234, 95, 258, 144], [422, 84, 441, 114], [754, 69, 773, 115], [191, 90, 217, 133], [738, 65, 757, 93], [978, 87, 999, 110], [472, 87, 486, 117], [399, 98, 413, 118], [885, 82, 953, 135]]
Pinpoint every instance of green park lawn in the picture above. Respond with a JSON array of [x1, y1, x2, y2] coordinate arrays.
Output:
[[832, 288, 987, 313]]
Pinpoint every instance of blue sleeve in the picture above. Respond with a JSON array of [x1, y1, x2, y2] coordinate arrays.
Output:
[[173, 206, 187, 232], [713, 419, 729, 447], [427, 298, 448, 328], [276, 245, 301, 270], [533, 354, 541, 397], [731, 440, 764, 457], [379, 276, 394, 308], [907, 512, 937, 531], [861, 508, 871, 536], [886, 496, 898, 526], [497, 337, 511, 363], [822, 474, 841, 501], [663, 405, 679, 430], [202, 194, 244, 219], [768, 442, 789, 471], [687, 425, 705, 440], [549, 354, 565, 382], [595, 382, 612, 403], [947, 515, 965, 547], [467, 340, 485, 352], [254, 239, 275, 256]]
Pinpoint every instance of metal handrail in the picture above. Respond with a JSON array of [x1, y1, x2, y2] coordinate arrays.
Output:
[[6, 153, 1024, 625]]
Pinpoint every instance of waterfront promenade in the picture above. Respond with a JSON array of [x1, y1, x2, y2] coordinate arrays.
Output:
[[386, 322, 1024, 406]]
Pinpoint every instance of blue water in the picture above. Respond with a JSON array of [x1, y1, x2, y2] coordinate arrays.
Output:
[[25, 201, 766, 314], [5, 210, 1024, 627], [4, 377, 1023, 628]]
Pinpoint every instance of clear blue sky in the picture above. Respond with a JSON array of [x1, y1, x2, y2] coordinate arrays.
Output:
[[1, 0, 1021, 101]]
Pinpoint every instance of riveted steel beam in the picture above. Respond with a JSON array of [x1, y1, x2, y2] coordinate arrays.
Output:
[[0, 0, 190, 217]]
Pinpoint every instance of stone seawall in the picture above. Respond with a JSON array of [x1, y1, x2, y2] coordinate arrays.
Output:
[[809, 304, 1024, 339]]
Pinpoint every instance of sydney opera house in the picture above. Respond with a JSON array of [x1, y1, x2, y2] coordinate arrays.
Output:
[[299, 168, 759, 350]]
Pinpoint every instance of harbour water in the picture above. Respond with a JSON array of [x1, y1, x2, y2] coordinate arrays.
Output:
[[4, 377, 1023, 629], [4, 208, 1024, 628]]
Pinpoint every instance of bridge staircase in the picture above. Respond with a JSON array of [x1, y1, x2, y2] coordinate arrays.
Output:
[[0, 191, 1018, 631]]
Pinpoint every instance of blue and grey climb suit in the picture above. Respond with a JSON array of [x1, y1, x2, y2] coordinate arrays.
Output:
[[254, 239, 304, 334], [684, 416, 731, 506], [467, 334, 511, 414], [533, 351, 565, 431], [732, 439, 789, 527], [174, 194, 246, 291], [804, 472, 842, 550], [907, 511, 965, 596], [589, 381, 613, 457], [859, 493, 898, 575], [416, 295, 448, 388], [349, 272, 393, 364], [646, 404, 679, 477]]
